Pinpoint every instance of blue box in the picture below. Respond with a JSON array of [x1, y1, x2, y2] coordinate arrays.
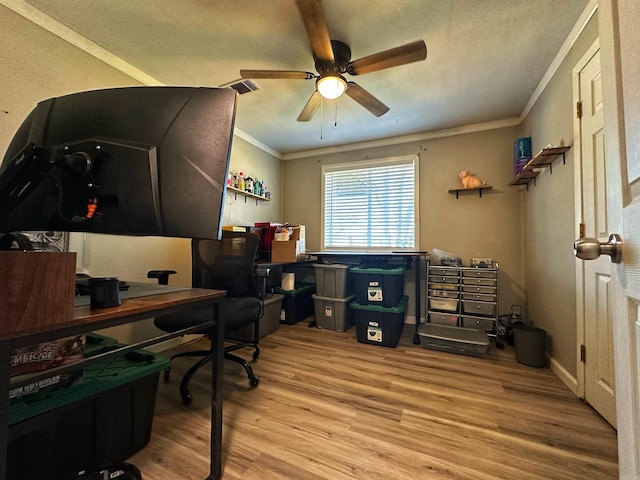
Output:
[[514, 137, 532, 174]]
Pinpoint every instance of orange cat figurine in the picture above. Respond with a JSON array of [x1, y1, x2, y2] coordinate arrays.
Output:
[[458, 169, 486, 188]]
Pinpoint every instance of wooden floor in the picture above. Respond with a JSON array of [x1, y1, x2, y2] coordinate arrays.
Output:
[[128, 320, 618, 479]]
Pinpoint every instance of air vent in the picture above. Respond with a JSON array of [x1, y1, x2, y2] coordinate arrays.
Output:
[[228, 79, 261, 95]]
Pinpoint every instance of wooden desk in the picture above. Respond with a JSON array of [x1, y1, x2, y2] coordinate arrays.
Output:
[[0, 287, 226, 480]]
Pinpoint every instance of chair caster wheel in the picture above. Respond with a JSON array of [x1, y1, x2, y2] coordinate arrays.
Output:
[[181, 392, 193, 406], [163, 368, 171, 382], [249, 377, 259, 387]]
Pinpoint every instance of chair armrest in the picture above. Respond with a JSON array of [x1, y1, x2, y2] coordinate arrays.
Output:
[[147, 269, 177, 285], [255, 267, 270, 278], [254, 267, 270, 309]]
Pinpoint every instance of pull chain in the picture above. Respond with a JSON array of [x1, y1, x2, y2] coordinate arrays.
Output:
[[320, 96, 324, 140]]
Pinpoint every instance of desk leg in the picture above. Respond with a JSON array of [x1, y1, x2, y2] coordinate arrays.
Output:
[[0, 343, 10, 480], [207, 302, 223, 480], [413, 255, 422, 345]]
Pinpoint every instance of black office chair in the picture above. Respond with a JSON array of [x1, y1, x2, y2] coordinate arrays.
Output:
[[149, 231, 268, 406]]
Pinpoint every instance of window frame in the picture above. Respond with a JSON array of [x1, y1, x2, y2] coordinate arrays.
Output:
[[320, 154, 420, 252]]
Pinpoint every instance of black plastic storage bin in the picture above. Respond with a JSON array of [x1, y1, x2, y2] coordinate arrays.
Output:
[[8, 341, 169, 480], [351, 296, 408, 348], [274, 282, 316, 324], [351, 266, 406, 307]]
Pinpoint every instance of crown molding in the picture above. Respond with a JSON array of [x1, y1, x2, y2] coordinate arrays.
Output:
[[519, 0, 598, 121], [233, 129, 283, 159], [283, 117, 521, 160]]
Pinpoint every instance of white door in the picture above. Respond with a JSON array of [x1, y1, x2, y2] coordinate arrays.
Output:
[[595, 1, 640, 477], [575, 46, 617, 426]]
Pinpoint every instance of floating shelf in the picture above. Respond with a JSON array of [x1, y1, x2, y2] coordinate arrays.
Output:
[[226, 185, 270, 204], [448, 185, 493, 199], [524, 146, 571, 174], [509, 145, 571, 189], [508, 171, 539, 190]]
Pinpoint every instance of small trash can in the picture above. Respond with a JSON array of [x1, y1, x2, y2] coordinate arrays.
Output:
[[513, 324, 547, 367]]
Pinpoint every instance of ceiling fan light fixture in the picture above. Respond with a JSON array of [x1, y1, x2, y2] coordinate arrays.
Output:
[[316, 74, 347, 99]]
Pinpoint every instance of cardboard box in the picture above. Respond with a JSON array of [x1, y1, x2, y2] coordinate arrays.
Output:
[[10, 336, 85, 377], [271, 225, 306, 263]]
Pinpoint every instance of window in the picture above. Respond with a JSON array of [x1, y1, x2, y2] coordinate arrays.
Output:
[[322, 155, 418, 250]]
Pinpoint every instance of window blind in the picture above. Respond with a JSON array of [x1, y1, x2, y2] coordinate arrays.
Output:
[[323, 156, 417, 250]]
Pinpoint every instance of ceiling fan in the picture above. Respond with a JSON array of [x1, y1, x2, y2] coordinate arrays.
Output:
[[239, 0, 427, 122]]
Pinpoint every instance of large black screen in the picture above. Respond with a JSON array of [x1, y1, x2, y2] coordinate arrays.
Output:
[[0, 86, 237, 240]]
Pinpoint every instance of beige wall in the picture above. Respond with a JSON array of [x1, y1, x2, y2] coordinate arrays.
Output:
[[282, 126, 525, 323], [224, 136, 282, 227], [519, 14, 598, 379]]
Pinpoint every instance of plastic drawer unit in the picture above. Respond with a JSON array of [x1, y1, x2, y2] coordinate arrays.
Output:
[[426, 263, 498, 337], [427, 266, 460, 326], [460, 267, 498, 335]]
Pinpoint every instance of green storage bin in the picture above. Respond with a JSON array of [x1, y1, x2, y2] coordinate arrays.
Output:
[[351, 295, 408, 348], [8, 347, 169, 480], [351, 265, 406, 307], [273, 282, 316, 324]]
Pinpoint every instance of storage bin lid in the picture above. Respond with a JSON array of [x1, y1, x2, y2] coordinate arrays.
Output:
[[9, 349, 170, 425], [417, 323, 489, 346], [273, 282, 316, 295], [263, 293, 285, 305], [313, 262, 358, 269], [350, 295, 408, 313], [350, 265, 406, 275], [312, 294, 356, 303]]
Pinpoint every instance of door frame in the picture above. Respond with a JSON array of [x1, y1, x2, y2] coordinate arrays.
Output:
[[572, 38, 601, 401]]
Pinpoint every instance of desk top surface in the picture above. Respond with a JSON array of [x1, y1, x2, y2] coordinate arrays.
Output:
[[0, 287, 225, 342], [310, 251, 428, 257]]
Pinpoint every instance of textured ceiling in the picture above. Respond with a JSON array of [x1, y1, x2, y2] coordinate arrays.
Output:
[[10, 0, 591, 156]]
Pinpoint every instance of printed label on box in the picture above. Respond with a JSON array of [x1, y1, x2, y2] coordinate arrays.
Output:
[[367, 287, 383, 301], [367, 324, 382, 342], [324, 306, 333, 317]]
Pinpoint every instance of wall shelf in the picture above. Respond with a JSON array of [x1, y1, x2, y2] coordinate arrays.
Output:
[[524, 146, 571, 174], [226, 185, 270, 205], [508, 171, 539, 190], [448, 185, 493, 199], [508, 145, 571, 189]]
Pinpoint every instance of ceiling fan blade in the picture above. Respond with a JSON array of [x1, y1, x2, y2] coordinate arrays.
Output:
[[347, 40, 427, 75], [240, 69, 315, 80], [295, 0, 334, 62], [297, 90, 323, 122], [345, 82, 389, 117]]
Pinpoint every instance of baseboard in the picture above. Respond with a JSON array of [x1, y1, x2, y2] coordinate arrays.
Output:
[[549, 354, 579, 397], [404, 316, 426, 325]]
